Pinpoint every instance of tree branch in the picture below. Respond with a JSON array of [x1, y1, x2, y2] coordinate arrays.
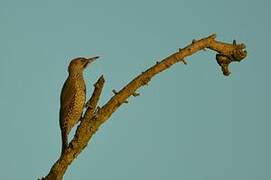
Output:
[[85, 75, 105, 119], [97, 34, 247, 122], [41, 34, 247, 180]]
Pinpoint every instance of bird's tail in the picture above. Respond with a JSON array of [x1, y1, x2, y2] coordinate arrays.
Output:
[[61, 130, 68, 155]]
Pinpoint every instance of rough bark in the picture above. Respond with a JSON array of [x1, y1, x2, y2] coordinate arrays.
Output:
[[40, 34, 247, 180]]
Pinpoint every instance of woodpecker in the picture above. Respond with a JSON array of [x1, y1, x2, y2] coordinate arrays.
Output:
[[59, 56, 99, 155]]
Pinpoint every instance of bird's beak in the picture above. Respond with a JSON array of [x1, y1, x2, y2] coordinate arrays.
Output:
[[87, 56, 99, 62], [83, 56, 99, 68]]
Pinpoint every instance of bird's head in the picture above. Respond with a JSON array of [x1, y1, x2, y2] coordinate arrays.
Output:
[[68, 56, 99, 73]]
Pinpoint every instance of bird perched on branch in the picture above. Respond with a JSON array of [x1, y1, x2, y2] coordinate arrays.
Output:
[[59, 56, 99, 155]]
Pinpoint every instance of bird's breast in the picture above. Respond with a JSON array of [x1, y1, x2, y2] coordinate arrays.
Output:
[[72, 81, 86, 113]]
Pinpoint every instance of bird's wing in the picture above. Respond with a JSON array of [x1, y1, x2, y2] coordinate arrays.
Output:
[[60, 78, 76, 118]]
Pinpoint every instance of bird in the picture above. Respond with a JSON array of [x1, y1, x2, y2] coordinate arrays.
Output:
[[59, 56, 99, 155]]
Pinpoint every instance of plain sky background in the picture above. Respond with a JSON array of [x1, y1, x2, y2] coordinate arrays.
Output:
[[0, 0, 270, 179]]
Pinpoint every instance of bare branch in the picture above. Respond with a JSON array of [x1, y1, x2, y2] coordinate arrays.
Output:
[[41, 34, 247, 180], [97, 34, 247, 123], [84, 75, 105, 119]]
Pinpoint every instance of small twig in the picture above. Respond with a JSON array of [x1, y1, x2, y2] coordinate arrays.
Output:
[[132, 92, 140, 97], [112, 89, 118, 95], [192, 39, 196, 44], [180, 59, 187, 65]]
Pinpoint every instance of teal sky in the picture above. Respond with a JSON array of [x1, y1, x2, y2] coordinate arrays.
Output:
[[0, 0, 270, 179]]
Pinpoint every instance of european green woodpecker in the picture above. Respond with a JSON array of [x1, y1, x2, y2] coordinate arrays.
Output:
[[59, 56, 99, 155]]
